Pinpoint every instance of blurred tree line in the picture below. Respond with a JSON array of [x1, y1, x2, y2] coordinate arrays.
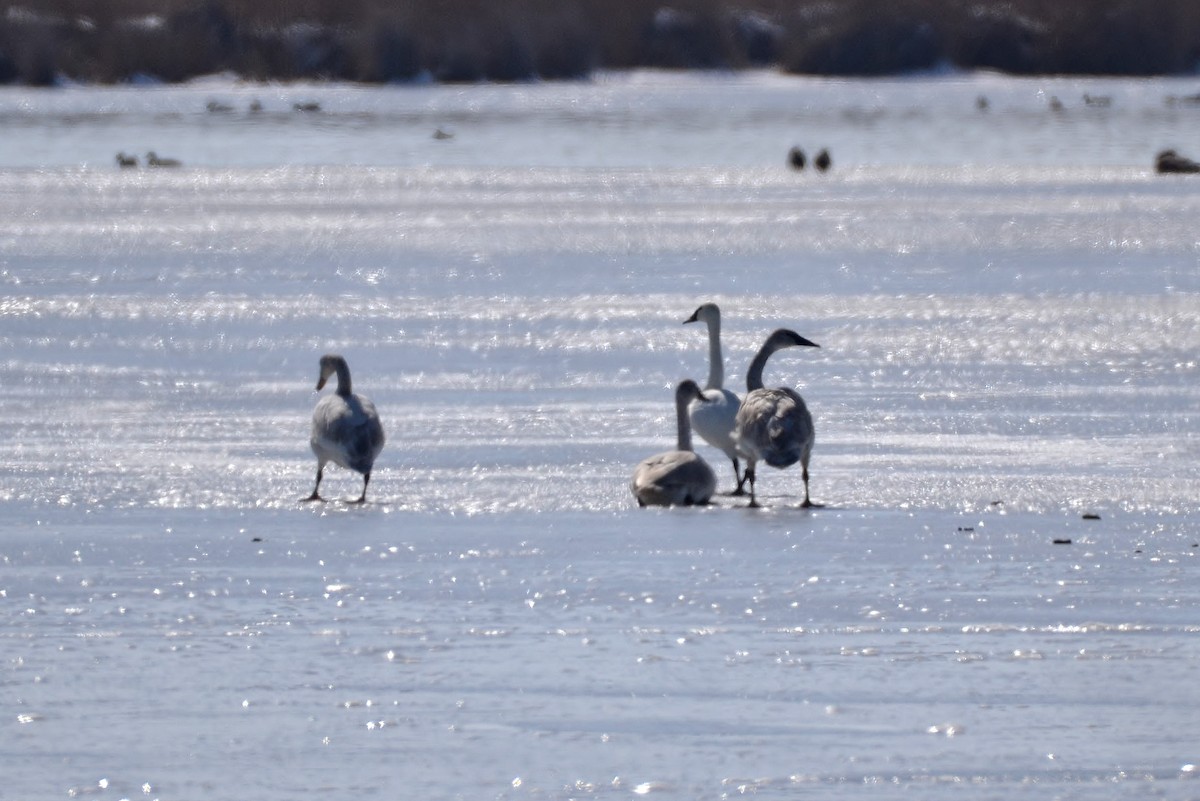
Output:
[[2, 0, 1198, 85]]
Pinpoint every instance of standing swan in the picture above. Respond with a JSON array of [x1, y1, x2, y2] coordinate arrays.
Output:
[[734, 329, 821, 508], [683, 302, 747, 494], [305, 354, 385, 504], [632, 380, 718, 507]]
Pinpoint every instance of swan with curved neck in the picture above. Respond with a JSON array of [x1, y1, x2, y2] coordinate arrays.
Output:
[[632, 380, 718, 507], [683, 302, 747, 494], [734, 329, 821, 508], [305, 354, 385, 504]]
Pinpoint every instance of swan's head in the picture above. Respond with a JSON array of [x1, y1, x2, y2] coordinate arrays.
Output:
[[683, 303, 720, 326], [676, 379, 709, 405], [765, 328, 820, 352], [315, 354, 345, 391]]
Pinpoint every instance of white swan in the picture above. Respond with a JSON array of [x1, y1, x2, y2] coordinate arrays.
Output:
[[734, 329, 821, 508], [683, 302, 747, 494], [632, 380, 718, 507], [305, 354, 385, 504]]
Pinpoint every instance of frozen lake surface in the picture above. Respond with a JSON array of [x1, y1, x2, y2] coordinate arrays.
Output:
[[2, 73, 1199, 800]]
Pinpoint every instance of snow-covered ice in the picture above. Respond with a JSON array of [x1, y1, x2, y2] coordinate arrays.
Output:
[[1, 73, 1198, 800]]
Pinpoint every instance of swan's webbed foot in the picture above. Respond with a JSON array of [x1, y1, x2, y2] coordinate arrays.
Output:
[[801, 499, 824, 509]]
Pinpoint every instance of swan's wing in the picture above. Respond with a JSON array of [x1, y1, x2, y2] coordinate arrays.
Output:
[[311, 394, 385, 472], [735, 388, 813, 468], [632, 450, 717, 506], [734, 390, 778, 461], [688, 387, 741, 458], [762, 389, 813, 468], [353, 396, 386, 460]]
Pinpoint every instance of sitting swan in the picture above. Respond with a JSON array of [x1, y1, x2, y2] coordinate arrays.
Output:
[[305, 354, 385, 504], [683, 302, 746, 494], [734, 329, 821, 508], [146, 151, 181, 168], [632, 380, 717, 507]]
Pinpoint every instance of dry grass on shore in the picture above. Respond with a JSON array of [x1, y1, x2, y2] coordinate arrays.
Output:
[[2, 0, 1199, 85]]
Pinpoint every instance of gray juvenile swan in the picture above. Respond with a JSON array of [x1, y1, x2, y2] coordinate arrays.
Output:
[[734, 329, 821, 508], [683, 302, 747, 494], [632, 380, 718, 507], [146, 151, 181, 168], [305, 354, 385, 504]]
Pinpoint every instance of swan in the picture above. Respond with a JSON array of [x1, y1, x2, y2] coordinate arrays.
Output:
[[683, 302, 747, 494], [632, 380, 718, 507], [1156, 149, 1200, 174], [733, 329, 821, 508], [146, 151, 181, 168], [305, 354, 385, 504]]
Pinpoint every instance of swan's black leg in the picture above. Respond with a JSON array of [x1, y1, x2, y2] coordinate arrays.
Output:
[[745, 466, 759, 508], [352, 472, 370, 504], [730, 457, 747, 496], [303, 466, 324, 502], [800, 464, 823, 508]]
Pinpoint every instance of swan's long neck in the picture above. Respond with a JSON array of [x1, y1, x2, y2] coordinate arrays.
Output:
[[703, 316, 725, 390], [334, 359, 352, 397], [745, 343, 775, 392], [675, 391, 694, 452]]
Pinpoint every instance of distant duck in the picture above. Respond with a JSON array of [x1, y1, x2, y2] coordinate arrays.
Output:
[[733, 328, 821, 508], [787, 146, 806, 170], [146, 151, 181, 168], [205, 99, 234, 113], [632, 380, 717, 507], [683, 302, 747, 494], [813, 148, 832, 172], [293, 101, 321, 112], [1083, 93, 1112, 108], [975, 95, 989, 111], [1155, 149, 1200, 174], [115, 152, 138, 168], [248, 99, 264, 113], [305, 354, 386, 504], [1048, 96, 1064, 112], [433, 128, 455, 140], [1165, 93, 1200, 107]]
